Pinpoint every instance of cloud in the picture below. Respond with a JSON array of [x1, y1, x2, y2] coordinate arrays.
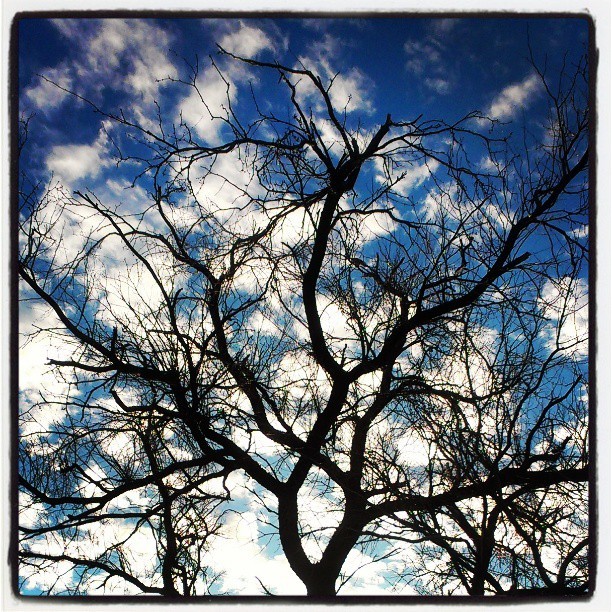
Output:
[[338, 547, 398, 594], [571, 225, 588, 239], [198, 474, 306, 594], [45, 124, 112, 185], [483, 73, 542, 122], [485, 203, 514, 232], [432, 18, 459, 35], [424, 77, 451, 95], [328, 69, 374, 114], [19, 298, 75, 439], [23, 19, 178, 120], [296, 34, 375, 115], [479, 155, 500, 171], [420, 181, 459, 222], [174, 57, 264, 145], [404, 23, 455, 95], [176, 22, 273, 144], [24, 67, 72, 110], [374, 155, 439, 196], [539, 276, 588, 357], [218, 21, 273, 59], [404, 39, 443, 76], [175, 64, 237, 145]]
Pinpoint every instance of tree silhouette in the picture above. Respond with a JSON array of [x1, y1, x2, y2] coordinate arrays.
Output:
[[17, 41, 589, 597]]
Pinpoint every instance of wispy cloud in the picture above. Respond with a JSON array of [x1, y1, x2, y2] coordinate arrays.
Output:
[[404, 39, 444, 76], [424, 77, 451, 95], [431, 18, 459, 36], [539, 276, 588, 358], [296, 33, 375, 114], [403, 22, 456, 95], [177, 21, 275, 144], [23, 19, 178, 122], [24, 66, 72, 110], [484, 73, 542, 122]]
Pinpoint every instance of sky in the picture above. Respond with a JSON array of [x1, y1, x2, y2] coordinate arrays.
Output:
[[18, 16, 589, 185], [15, 15, 591, 597]]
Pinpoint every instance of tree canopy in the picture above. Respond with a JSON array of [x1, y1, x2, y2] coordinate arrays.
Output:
[[16, 16, 590, 597]]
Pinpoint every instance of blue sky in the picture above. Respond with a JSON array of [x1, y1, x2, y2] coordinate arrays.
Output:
[[18, 17, 589, 180], [16, 16, 590, 596], [18, 16, 589, 299]]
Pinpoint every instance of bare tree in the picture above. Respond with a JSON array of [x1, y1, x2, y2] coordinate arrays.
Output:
[[17, 47, 589, 597]]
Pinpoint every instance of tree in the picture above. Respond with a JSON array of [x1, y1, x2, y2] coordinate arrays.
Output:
[[17, 27, 589, 597]]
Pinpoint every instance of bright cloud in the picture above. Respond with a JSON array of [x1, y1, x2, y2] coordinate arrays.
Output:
[[374, 155, 439, 196], [218, 21, 273, 59], [19, 298, 74, 439], [296, 34, 375, 115], [23, 19, 178, 121], [175, 22, 273, 143], [484, 73, 542, 122], [539, 276, 588, 357], [45, 125, 112, 185]]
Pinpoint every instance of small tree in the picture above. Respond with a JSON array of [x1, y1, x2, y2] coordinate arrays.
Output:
[[18, 44, 589, 596]]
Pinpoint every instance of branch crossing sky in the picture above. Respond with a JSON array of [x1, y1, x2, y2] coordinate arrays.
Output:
[[19, 16, 589, 189]]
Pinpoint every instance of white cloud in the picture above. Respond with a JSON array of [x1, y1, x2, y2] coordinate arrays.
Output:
[[539, 276, 588, 357], [218, 21, 273, 59], [45, 125, 112, 185], [480, 155, 500, 171], [177, 65, 241, 145], [374, 155, 439, 196], [295, 34, 375, 115], [571, 225, 588, 239], [485, 203, 514, 231], [175, 22, 273, 143], [484, 73, 542, 122], [199, 488, 306, 595], [404, 39, 443, 76], [327, 68, 374, 114], [19, 298, 74, 439], [23, 19, 178, 120], [21, 558, 76, 594], [395, 430, 433, 467], [338, 547, 395, 594], [404, 27, 454, 94], [424, 77, 451, 95], [25, 67, 72, 109], [420, 181, 459, 222]]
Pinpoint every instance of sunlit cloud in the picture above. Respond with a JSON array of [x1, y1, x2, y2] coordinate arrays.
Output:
[[218, 21, 273, 58], [482, 73, 542, 122]]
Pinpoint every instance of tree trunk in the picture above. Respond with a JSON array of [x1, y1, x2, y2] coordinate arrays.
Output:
[[305, 572, 338, 597], [278, 488, 367, 597], [471, 532, 494, 595], [305, 500, 366, 597]]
